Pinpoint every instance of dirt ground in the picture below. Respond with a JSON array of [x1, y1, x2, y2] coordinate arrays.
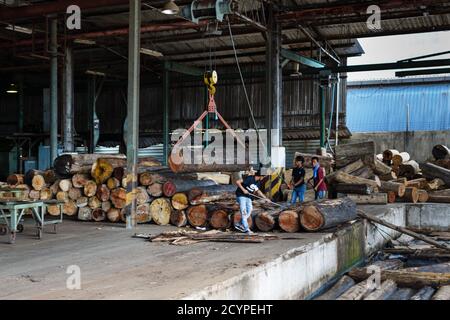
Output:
[[0, 218, 324, 300]]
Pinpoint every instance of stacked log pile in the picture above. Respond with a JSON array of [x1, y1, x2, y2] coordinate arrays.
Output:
[[324, 143, 450, 205]]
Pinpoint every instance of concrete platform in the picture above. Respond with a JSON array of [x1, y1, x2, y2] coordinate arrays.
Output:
[[0, 203, 448, 300]]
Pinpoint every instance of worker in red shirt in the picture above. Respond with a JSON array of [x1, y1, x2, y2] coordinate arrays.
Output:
[[308, 157, 328, 200]]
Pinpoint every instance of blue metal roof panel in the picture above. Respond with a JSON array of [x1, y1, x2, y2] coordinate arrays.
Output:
[[347, 83, 450, 132]]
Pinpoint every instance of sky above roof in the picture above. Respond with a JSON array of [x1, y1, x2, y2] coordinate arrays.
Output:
[[348, 31, 450, 81]]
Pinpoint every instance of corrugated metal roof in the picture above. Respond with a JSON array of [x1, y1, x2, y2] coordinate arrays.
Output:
[[347, 79, 450, 132]]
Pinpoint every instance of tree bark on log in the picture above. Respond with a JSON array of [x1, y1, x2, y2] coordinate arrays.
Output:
[[434, 159, 450, 170], [326, 159, 365, 184], [172, 193, 189, 210], [387, 288, 416, 300], [110, 188, 126, 209], [314, 276, 356, 300], [188, 184, 236, 205], [427, 195, 450, 203], [49, 180, 60, 195], [334, 184, 375, 195], [410, 287, 436, 300], [54, 154, 126, 176], [372, 159, 393, 176], [379, 172, 398, 181], [421, 162, 450, 186], [91, 158, 119, 184], [232, 211, 254, 230], [400, 187, 419, 203], [168, 155, 251, 174], [380, 181, 406, 197], [150, 198, 172, 226], [431, 285, 450, 300], [432, 144, 450, 160], [364, 280, 397, 300], [333, 171, 381, 188], [170, 210, 188, 227], [300, 198, 357, 232], [399, 160, 420, 179], [24, 169, 44, 187], [335, 142, 375, 169], [383, 149, 400, 163], [392, 152, 410, 167], [345, 193, 388, 205], [163, 179, 217, 197], [406, 178, 427, 189]]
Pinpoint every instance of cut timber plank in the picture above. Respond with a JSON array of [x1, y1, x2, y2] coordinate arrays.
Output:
[[346, 193, 387, 205]]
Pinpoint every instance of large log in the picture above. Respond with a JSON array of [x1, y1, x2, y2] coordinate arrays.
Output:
[[380, 181, 406, 197], [421, 162, 450, 186], [24, 169, 44, 187], [348, 259, 404, 282], [392, 152, 410, 167], [300, 198, 357, 232], [364, 280, 397, 300], [431, 285, 450, 300], [96, 185, 111, 202], [77, 197, 89, 208], [110, 188, 126, 209], [136, 203, 152, 224], [188, 184, 236, 205], [56, 191, 69, 202], [335, 141, 375, 168], [383, 149, 400, 163], [84, 181, 97, 197], [232, 211, 254, 230], [434, 159, 450, 170], [406, 178, 427, 189], [432, 144, 450, 160], [372, 158, 393, 176], [107, 208, 121, 223], [101, 200, 112, 212], [32, 174, 46, 191], [417, 190, 429, 203], [410, 286, 436, 300], [168, 155, 250, 174], [47, 204, 61, 217], [325, 159, 365, 184], [278, 210, 301, 233], [210, 209, 232, 230], [68, 187, 82, 201], [163, 179, 217, 197], [63, 200, 78, 216], [334, 184, 375, 195], [40, 188, 53, 201], [91, 158, 119, 184], [72, 173, 90, 188], [58, 179, 72, 192], [333, 171, 381, 188], [136, 187, 150, 205], [314, 276, 356, 300], [147, 183, 163, 197], [387, 288, 416, 300], [345, 193, 388, 205], [399, 187, 419, 203], [88, 197, 102, 209], [7, 174, 24, 186], [427, 194, 450, 203], [425, 178, 445, 191], [54, 154, 126, 176], [170, 210, 188, 227], [78, 207, 92, 221], [150, 198, 172, 226], [379, 172, 398, 182], [195, 173, 231, 185], [92, 208, 106, 222], [399, 160, 420, 179], [106, 177, 121, 190], [293, 152, 333, 169], [171, 193, 189, 210], [186, 205, 209, 227]]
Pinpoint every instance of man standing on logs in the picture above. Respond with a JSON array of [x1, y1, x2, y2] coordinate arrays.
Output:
[[235, 167, 270, 234], [309, 157, 328, 200], [291, 156, 306, 204]]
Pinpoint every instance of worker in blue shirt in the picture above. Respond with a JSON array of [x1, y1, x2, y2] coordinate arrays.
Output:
[[235, 167, 270, 234], [291, 156, 306, 203]]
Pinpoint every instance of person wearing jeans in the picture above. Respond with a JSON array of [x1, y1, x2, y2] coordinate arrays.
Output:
[[291, 156, 306, 204], [235, 167, 269, 234], [309, 156, 328, 200]]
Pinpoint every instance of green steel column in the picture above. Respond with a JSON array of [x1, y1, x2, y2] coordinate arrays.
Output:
[[320, 86, 326, 148], [125, 0, 141, 229], [163, 62, 170, 166], [50, 19, 58, 163]]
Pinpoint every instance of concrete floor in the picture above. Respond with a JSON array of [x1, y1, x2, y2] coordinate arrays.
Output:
[[0, 218, 326, 300]]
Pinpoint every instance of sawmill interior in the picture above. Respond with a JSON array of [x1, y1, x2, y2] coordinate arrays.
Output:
[[1, 0, 450, 302]]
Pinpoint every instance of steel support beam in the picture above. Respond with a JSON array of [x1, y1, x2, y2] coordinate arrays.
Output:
[[125, 0, 141, 230], [64, 46, 75, 152], [265, 5, 283, 157], [50, 19, 58, 163], [164, 61, 203, 76], [280, 48, 325, 69], [163, 62, 170, 166]]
